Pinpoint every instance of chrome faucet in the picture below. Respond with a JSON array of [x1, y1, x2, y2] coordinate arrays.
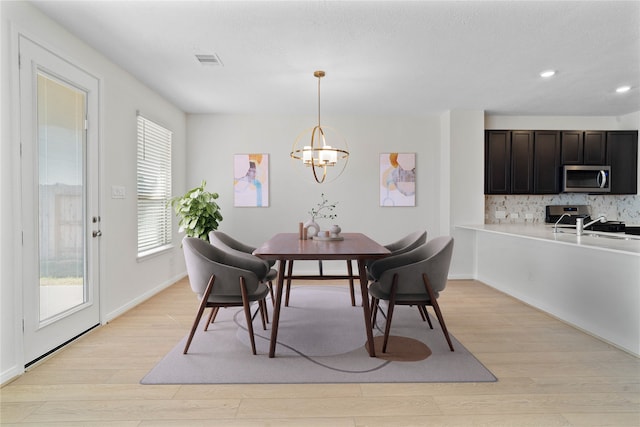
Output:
[[575, 216, 606, 236], [553, 213, 570, 233]]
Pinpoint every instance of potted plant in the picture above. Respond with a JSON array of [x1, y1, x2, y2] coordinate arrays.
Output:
[[170, 180, 223, 241]]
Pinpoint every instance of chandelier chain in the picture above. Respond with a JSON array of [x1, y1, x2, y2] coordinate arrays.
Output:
[[317, 73, 321, 127]]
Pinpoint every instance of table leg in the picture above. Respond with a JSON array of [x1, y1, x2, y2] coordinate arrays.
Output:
[[269, 259, 287, 358], [358, 259, 376, 357]]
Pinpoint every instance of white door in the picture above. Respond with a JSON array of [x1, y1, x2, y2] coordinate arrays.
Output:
[[19, 36, 101, 365]]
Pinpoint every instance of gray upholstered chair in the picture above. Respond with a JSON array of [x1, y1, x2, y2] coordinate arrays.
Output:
[[182, 236, 270, 355], [368, 236, 454, 353], [384, 230, 428, 254], [209, 230, 278, 302], [366, 230, 427, 278]]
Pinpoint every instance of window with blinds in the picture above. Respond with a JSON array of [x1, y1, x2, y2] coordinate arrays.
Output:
[[137, 115, 172, 257]]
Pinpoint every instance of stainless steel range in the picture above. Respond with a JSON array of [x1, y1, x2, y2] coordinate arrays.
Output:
[[545, 205, 590, 225], [545, 205, 627, 232]]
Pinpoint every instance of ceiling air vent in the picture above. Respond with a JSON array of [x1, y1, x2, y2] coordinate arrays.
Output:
[[195, 54, 223, 67]]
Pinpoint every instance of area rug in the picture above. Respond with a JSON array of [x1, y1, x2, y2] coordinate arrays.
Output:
[[141, 286, 496, 384]]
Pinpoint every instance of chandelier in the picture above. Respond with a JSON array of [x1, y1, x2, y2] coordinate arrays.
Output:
[[290, 71, 349, 183]]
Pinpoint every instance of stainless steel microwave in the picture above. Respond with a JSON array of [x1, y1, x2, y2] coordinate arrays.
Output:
[[562, 165, 611, 193]]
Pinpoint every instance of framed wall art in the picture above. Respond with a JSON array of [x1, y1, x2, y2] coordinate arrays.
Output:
[[233, 153, 269, 207], [379, 152, 416, 207]]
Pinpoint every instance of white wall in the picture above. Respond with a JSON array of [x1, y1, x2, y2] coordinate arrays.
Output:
[[186, 114, 443, 275], [1, 1, 187, 383], [445, 110, 485, 278], [485, 114, 640, 131]]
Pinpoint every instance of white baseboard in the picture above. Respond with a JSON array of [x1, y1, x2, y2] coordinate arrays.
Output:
[[104, 272, 187, 323], [448, 273, 476, 280], [1, 365, 24, 386]]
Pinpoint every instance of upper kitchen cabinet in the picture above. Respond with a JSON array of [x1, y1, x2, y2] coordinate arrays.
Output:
[[584, 131, 607, 164], [511, 131, 534, 194], [560, 131, 583, 164], [561, 131, 606, 165], [485, 130, 511, 194], [607, 131, 638, 194], [488, 129, 638, 195], [533, 131, 561, 194], [485, 130, 559, 194]]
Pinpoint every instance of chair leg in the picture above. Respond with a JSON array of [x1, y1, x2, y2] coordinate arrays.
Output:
[[268, 281, 275, 307], [347, 260, 356, 306], [240, 277, 257, 355], [370, 296, 379, 328], [204, 307, 219, 331], [382, 274, 399, 353], [418, 305, 433, 329], [285, 260, 294, 307], [258, 301, 267, 330], [184, 275, 216, 354], [261, 299, 269, 324], [423, 273, 454, 352]]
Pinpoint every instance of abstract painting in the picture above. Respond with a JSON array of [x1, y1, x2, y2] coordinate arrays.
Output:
[[380, 153, 416, 206], [234, 153, 269, 207]]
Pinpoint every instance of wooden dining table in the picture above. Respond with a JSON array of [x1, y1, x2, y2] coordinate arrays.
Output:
[[253, 232, 390, 358]]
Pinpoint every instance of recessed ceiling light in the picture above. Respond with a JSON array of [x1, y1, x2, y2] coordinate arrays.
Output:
[[540, 70, 556, 78], [616, 85, 631, 93]]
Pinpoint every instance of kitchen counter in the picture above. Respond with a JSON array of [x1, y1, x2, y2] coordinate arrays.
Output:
[[456, 223, 640, 357], [458, 223, 640, 255]]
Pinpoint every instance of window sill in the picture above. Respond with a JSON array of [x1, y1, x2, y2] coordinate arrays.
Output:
[[137, 244, 175, 262]]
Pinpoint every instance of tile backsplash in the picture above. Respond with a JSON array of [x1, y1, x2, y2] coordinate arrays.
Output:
[[485, 194, 640, 225]]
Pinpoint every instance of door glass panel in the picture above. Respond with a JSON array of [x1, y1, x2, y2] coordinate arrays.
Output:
[[37, 72, 87, 322]]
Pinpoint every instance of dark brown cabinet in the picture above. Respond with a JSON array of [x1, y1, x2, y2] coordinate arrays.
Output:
[[607, 131, 638, 194], [485, 131, 510, 194], [584, 131, 607, 164], [486, 130, 560, 194], [511, 131, 534, 194], [561, 131, 583, 164], [533, 131, 561, 194], [561, 131, 606, 165], [486, 129, 637, 195]]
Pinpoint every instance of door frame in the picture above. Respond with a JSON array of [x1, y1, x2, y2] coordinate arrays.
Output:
[[10, 27, 105, 371]]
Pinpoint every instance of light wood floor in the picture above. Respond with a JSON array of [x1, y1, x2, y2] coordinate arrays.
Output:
[[2, 278, 639, 426]]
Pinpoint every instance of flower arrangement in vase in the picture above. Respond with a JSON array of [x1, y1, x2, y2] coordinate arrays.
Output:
[[304, 193, 338, 237]]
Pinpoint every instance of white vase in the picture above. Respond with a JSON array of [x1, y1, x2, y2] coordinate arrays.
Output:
[[330, 224, 341, 237], [304, 218, 320, 238]]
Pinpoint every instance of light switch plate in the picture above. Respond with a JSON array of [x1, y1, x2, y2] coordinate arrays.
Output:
[[111, 185, 126, 199]]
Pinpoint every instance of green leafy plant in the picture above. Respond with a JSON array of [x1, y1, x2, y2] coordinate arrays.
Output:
[[308, 193, 338, 222], [170, 180, 223, 241]]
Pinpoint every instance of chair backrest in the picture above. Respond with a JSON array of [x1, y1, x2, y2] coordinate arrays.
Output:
[[385, 230, 427, 255], [370, 236, 454, 297], [209, 230, 256, 254], [210, 230, 276, 269], [182, 237, 263, 297]]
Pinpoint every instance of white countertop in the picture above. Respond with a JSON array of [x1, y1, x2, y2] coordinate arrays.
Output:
[[457, 223, 640, 256]]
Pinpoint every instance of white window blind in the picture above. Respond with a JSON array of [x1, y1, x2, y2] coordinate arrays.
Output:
[[137, 115, 172, 256]]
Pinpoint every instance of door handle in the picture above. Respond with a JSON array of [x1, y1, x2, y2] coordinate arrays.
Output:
[[92, 230, 102, 238], [598, 170, 607, 188]]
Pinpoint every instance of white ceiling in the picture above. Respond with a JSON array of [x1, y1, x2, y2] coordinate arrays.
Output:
[[32, 0, 640, 117]]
